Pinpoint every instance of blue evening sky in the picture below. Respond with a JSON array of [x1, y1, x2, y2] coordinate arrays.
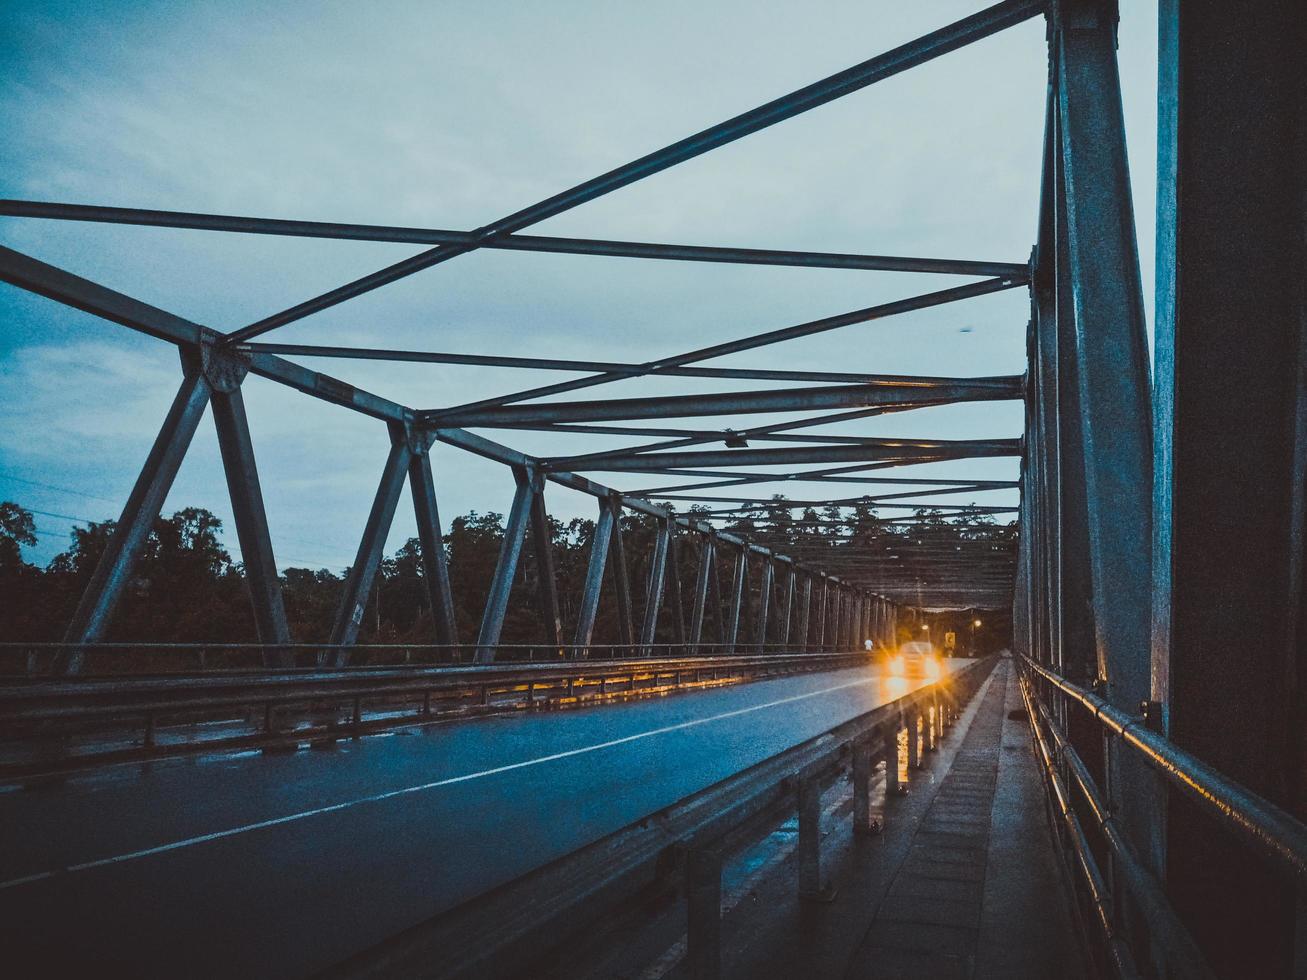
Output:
[[0, 1, 1158, 571]]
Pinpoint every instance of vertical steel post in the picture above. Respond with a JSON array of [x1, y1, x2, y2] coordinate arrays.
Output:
[[780, 567, 796, 648], [1054, 0, 1160, 873], [573, 499, 614, 654], [607, 495, 635, 648], [210, 381, 292, 663], [407, 436, 458, 649], [61, 369, 212, 670], [640, 519, 670, 652], [527, 474, 564, 653], [474, 467, 533, 663], [329, 426, 412, 661], [1152, 1, 1306, 971], [814, 575, 828, 651], [664, 521, 687, 646], [797, 574, 812, 651], [725, 546, 747, 652], [753, 557, 773, 652], [884, 720, 901, 796], [689, 537, 714, 654]]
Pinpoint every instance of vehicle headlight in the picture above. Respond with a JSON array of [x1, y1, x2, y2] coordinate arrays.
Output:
[[925, 658, 941, 679], [889, 656, 905, 675]]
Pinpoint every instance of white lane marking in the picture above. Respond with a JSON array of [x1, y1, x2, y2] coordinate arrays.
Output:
[[1, 671, 900, 891]]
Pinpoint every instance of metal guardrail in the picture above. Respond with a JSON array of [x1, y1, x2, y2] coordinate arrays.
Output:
[[0, 641, 874, 677], [325, 656, 997, 980], [0, 649, 884, 777], [1018, 654, 1307, 979]]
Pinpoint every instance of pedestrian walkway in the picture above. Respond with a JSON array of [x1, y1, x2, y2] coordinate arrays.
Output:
[[846, 658, 1084, 978], [717, 658, 1085, 979]]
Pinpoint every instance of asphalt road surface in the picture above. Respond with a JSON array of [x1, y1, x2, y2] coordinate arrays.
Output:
[[0, 659, 961, 978]]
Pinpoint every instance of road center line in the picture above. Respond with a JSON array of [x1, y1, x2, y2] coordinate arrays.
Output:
[[1, 670, 903, 891]]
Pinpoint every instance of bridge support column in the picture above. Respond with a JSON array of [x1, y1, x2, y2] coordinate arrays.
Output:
[[1052, 0, 1163, 905], [1151, 1, 1307, 973]]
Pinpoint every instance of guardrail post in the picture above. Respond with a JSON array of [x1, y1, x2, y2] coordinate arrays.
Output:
[[906, 706, 920, 771], [853, 737, 879, 835], [686, 845, 723, 980], [798, 776, 834, 901], [884, 721, 902, 796]]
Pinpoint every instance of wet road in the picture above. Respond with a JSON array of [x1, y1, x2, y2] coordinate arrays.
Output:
[[0, 660, 959, 978]]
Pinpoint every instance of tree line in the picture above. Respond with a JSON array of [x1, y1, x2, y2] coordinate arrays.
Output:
[[0, 498, 1014, 649]]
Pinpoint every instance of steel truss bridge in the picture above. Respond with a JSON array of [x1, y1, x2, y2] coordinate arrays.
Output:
[[1, 1, 1305, 978]]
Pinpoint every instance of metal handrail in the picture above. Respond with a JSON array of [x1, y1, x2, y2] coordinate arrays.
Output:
[[1019, 655, 1307, 886], [330, 657, 995, 979]]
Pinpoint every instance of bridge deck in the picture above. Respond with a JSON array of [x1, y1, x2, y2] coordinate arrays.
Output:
[[0, 659, 965, 978]]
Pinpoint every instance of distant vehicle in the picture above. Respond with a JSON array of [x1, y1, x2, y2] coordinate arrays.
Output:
[[887, 640, 942, 680]]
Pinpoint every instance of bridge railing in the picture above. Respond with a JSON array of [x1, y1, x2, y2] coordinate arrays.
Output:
[[327, 656, 996, 980], [1018, 655, 1307, 979], [0, 639, 899, 678], [0, 646, 904, 777]]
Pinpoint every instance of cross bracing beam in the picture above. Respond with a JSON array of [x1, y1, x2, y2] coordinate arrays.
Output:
[[544, 403, 947, 467], [423, 376, 1022, 427], [627, 470, 1020, 495], [0, 200, 1028, 280], [436, 277, 1025, 417], [219, 0, 1044, 344], [543, 439, 1022, 473], [234, 345, 1011, 389], [3, 246, 899, 667]]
